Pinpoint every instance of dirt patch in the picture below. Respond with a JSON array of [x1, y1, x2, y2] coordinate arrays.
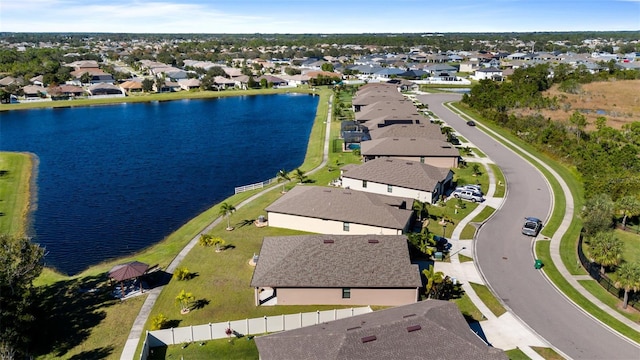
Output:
[[514, 79, 640, 131]]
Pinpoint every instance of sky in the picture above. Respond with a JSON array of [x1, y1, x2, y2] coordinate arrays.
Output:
[[1, 0, 639, 34]]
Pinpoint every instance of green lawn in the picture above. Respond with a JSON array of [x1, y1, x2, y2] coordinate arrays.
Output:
[[579, 280, 640, 322], [489, 163, 506, 198], [452, 293, 484, 322], [616, 228, 640, 265], [148, 337, 259, 360], [506, 348, 531, 360], [0, 152, 32, 236], [469, 282, 506, 317]]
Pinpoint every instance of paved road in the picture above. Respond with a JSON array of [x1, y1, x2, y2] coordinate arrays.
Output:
[[418, 93, 640, 360]]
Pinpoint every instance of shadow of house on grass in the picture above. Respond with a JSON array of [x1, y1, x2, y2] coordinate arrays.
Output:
[[68, 346, 114, 360]]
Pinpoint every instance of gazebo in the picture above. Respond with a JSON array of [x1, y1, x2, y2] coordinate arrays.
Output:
[[108, 261, 149, 298]]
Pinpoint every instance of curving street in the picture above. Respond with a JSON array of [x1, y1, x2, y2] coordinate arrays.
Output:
[[418, 93, 640, 360]]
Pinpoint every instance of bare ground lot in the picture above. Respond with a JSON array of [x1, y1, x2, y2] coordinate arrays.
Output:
[[514, 79, 640, 131]]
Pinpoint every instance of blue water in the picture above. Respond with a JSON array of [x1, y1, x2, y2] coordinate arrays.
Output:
[[0, 94, 318, 275]]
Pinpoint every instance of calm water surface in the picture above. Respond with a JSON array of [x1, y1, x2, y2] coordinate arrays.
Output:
[[0, 94, 318, 275]]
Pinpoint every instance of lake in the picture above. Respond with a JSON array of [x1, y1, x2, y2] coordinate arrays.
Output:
[[0, 94, 318, 275]]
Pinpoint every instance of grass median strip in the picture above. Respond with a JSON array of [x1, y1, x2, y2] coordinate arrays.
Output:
[[469, 282, 506, 317]]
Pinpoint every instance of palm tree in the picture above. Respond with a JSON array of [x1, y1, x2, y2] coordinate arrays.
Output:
[[614, 263, 640, 309], [616, 195, 640, 230], [412, 200, 429, 222], [589, 231, 623, 274], [175, 289, 195, 314], [292, 168, 306, 183], [219, 202, 236, 231], [276, 169, 290, 193], [423, 264, 445, 299]]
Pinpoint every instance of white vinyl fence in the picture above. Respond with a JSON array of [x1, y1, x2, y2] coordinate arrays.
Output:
[[234, 177, 277, 194], [140, 307, 372, 359]]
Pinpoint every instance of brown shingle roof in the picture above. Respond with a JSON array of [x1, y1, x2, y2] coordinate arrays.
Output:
[[342, 158, 451, 192], [255, 300, 509, 360], [360, 138, 459, 158], [368, 124, 444, 141], [265, 186, 413, 230], [250, 234, 420, 288]]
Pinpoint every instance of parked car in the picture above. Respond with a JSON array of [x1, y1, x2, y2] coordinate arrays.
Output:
[[457, 184, 482, 194], [522, 217, 543, 236], [467, 120, 476, 126], [451, 188, 484, 202]]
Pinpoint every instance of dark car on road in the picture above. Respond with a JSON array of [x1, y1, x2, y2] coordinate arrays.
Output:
[[467, 120, 476, 126], [522, 217, 543, 236]]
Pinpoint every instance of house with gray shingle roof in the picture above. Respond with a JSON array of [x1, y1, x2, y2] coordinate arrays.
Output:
[[368, 123, 444, 141], [341, 158, 453, 204], [360, 138, 459, 168], [250, 234, 421, 306], [355, 100, 425, 129], [255, 299, 508, 360], [265, 186, 413, 235]]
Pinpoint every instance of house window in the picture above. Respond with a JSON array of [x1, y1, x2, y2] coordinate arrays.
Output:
[[342, 288, 351, 299], [343, 222, 350, 232], [387, 185, 393, 193], [420, 157, 425, 163], [362, 180, 367, 188]]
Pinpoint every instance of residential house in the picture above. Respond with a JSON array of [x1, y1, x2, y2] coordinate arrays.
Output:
[[47, 84, 84, 99], [367, 123, 444, 141], [22, 85, 47, 100], [472, 67, 503, 81], [341, 157, 453, 204], [177, 78, 200, 90], [355, 100, 425, 129], [255, 299, 508, 360], [360, 138, 459, 168], [119, 80, 143, 93], [213, 76, 236, 90], [87, 83, 124, 97], [265, 186, 413, 235], [250, 234, 421, 306]]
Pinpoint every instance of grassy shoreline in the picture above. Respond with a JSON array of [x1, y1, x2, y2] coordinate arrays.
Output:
[[0, 151, 34, 236], [0, 87, 316, 112]]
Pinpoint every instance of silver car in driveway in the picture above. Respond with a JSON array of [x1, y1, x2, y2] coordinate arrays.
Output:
[[451, 188, 484, 202], [522, 217, 543, 236]]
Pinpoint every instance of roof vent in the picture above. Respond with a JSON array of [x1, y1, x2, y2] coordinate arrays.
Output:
[[368, 239, 379, 244], [402, 313, 416, 318], [361, 335, 377, 343], [406, 162, 413, 165], [410, 138, 416, 141], [347, 326, 361, 331], [323, 239, 334, 244], [406, 325, 422, 332], [323, 189, 332, 192]]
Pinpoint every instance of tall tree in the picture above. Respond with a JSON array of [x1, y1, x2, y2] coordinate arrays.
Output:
[[412, 200, 429, 222], [218, 202, 236, 231], [0, 235, 45, 359], [276, 169, 290, 193], [616, 195, 640, 230], [292, 168, 306, 183], [589, 231, 623, 274], [614, 263, 640, 309], [581, 194, 615, 237], [423, 264, 445, 299]]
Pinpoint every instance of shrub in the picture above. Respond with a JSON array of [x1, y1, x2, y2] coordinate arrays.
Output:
[[151, 313, 169, 330], [173, 267, 191, 281]]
